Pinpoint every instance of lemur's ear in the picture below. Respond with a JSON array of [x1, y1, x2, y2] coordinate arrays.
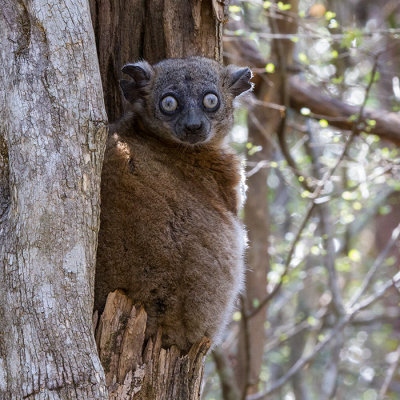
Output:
[[224, 65, 254, 97], [120, 61, 154, 103]]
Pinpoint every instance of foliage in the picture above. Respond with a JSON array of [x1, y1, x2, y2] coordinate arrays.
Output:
[[203, 1, 400, 399]]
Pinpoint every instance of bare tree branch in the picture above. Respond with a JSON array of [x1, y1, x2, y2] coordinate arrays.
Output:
[[212, 348, 241, 400], [348, 222, 400, 308], [289, 76, 400, 144], [247, 271, 400, 400], [378, 344, 400, 400]]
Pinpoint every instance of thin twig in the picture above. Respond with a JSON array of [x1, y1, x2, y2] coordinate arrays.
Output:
[[246, 200, 315, 319], [348, 222, 400, 308], [247, 272, 400, 400], [306, 121, 345, 315], [377, 344, 400, 400]]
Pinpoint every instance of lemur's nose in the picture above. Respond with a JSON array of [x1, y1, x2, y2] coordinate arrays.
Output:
[[185, 109, 203, 133], [185, 121, 203, 132]]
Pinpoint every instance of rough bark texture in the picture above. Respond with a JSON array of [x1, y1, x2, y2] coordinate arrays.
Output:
[[89, 0, 228, 121], [95, 291, 210, 400], [0, 1, 108, 398]]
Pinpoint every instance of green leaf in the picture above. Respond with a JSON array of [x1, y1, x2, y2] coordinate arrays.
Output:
[[325, 10, 336, 20], [252, 298, 260, 308], [331, 50, 339, 59], [307, 316, 318, 326], [265, 63, 275, 73], [232, 311, 242, 321], [263, 1, 272, 9], [348, 249, 361, 262], [298, 52, 309, 64], [319, 119, 329, 128], [277, 2, 291, 11], [229, 5, 241, 13]]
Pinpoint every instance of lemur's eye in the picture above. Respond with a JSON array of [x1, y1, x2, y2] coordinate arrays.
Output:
[[203, 93, 219, 111], [160, 95, 178, 113]]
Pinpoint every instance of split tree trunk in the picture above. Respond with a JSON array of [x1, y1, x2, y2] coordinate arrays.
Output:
[[89, 1, 227, 398], [0, 1, 108, 398], [94, 291, 210, 399]]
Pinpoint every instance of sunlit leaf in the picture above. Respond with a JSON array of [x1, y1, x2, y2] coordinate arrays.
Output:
[[232, 311, 241, 321], [348, 249, 361, 262], [298, 52, 309, 64], [277, 2, 291, 11], [229, 5, 241, 13], [265, 63, 275, 73], [307, 316, 318, 326], [331, 50, 339, 59], [325, 10, 336, 20], [263, 1, 272, 9]]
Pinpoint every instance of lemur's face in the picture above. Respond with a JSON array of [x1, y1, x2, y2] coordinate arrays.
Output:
[[154, 81, 219, 145], [120, 57, 252, 146]]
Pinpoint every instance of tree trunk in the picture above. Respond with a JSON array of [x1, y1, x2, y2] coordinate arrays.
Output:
[[0, 1, 108, 399], [89, 1, 227, 398]]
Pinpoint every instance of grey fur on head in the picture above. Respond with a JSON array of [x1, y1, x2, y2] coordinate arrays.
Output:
[[95, 57, 251, 351], [119, 57, 253, 145]]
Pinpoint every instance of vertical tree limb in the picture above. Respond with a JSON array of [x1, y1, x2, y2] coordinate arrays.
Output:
[[0, 0, 108, 398]]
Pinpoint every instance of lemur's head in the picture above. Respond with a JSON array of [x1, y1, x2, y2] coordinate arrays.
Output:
[[120, 57, 253, 146]]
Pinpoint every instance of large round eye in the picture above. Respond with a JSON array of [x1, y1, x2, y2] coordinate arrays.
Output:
[[203, 93, 219, 111], [160, 95, 178, 113]]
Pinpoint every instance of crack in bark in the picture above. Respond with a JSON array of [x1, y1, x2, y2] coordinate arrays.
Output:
[[14, 0, 31, 60], [0, 135, 10, 223]]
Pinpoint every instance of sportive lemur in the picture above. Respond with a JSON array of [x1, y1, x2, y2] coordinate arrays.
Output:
[[95, 57, 252, 351]]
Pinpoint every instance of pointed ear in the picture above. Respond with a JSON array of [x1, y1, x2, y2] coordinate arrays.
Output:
[[120, 61, 154, 103], [224, 65, 254, 97]]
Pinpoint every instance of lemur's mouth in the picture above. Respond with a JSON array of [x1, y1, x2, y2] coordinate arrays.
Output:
[[175, 130, 210, 145]]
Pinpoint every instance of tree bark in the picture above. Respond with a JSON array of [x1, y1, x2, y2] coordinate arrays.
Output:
[[95, 291, 210, 399], [0, 1, 108, 398]]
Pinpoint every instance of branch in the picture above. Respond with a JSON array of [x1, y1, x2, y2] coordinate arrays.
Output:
[[212, 348, 241, 400], [289, 76, 400, 144], [378, 344, 400, 400], [348, 222, 400, 308], [247, 271, 400, 400], [225, 29, 400, 145]]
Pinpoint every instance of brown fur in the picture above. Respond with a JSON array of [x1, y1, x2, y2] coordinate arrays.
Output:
[[95, 57, 252, 351]]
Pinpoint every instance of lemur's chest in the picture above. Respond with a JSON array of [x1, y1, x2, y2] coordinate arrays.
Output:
[[118, 135, 240, 216]]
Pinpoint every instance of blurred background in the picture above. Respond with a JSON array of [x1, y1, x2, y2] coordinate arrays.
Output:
[[202, 1, 400, 399]]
